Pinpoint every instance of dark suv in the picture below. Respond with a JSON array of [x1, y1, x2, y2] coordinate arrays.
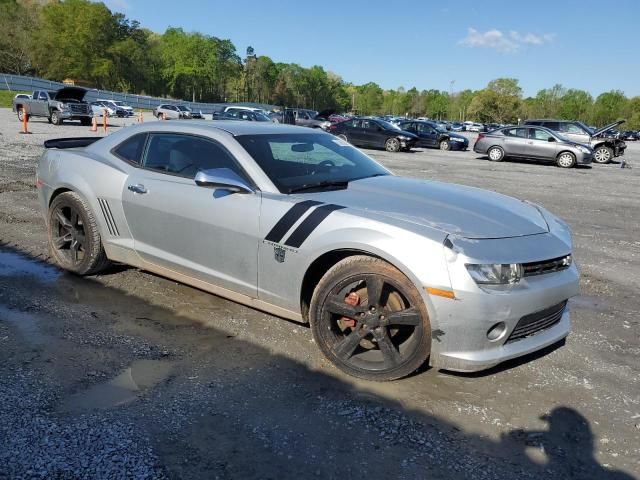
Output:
[[523, 119, 626, 164]]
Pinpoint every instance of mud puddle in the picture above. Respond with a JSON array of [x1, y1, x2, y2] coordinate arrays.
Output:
[[60, 359, 174, 413], [0, 249, 60, 281]]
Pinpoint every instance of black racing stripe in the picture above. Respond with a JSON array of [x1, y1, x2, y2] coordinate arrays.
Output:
[[264, 200, 323, 243], [284, 204, 346, 248]]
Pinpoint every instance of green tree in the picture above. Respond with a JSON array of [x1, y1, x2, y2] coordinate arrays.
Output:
[[468, 78, 523, 123], [591, 90, 627, 126], [0, 0, 37, 74], [558, 89, 593, 122]]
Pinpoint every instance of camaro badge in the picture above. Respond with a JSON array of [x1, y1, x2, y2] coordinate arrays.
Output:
[[274, 245, 286, 263]]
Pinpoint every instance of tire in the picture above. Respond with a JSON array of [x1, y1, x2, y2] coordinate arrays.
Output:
[[556, 151, 577, 168], [48, 192, 110, 275], [50, 110, 62, 126], [310, 255, 431, 381], [17, 108, 28, 122], [439, 140, 450, 151], [487, 146, 504, 162], [337, 134, 349, 143], [593, 145, 613, 164], [385, 137, 401, 153]]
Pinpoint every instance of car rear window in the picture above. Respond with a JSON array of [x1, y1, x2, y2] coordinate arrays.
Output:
[[112, 133, 147, 165]]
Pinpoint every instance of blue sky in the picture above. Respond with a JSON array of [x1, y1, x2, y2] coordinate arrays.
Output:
[[103, 0, 640, 98]]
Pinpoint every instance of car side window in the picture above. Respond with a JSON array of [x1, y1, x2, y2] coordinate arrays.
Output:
[[39, 92, 48, 100], [503, 128, 528, 138], [542, 122, 560, 131], [417, 123, 434, 134], [33, 91, 40, 99], [142, 133, 249, 181], [558, 123, 583, 134], [530, 129, 553, 141], [112, 133, 147, 165]]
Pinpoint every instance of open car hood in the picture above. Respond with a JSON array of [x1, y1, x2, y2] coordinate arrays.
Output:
[[593, 120, 625, 136], [52, 87, 87, 102]]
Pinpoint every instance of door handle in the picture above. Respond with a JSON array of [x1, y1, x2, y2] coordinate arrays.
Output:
[[127, 184, 147, 194]]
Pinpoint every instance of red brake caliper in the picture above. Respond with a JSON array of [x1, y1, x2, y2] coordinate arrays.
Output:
[[341, 292, 361, 328]]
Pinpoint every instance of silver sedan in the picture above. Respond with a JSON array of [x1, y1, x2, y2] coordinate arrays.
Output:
[[36, 122, 579, 380], [473, 125, 593, 168]]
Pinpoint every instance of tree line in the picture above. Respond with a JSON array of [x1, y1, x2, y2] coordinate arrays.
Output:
[[1, 0, 639, 128]]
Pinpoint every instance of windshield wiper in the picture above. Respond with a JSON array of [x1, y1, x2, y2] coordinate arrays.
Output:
[[288, 180, 350, 193]]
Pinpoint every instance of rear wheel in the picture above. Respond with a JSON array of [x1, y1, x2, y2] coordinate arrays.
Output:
[[310, 256, 431, 381], [556, 151, 577, 168], [385, 137, 401, 153], [487, 146, 504, 162], [593, 145, 613, 164], [337, 134, 349, 143], [439, 140, 450, 151], [48, 192, 110, 275]]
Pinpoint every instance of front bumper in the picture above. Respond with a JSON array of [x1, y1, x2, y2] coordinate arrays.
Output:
[[59, 111, 92, 120], [577, 151, 593, 164], [428, 234, 579, 372], [449, 139, 469, 150]]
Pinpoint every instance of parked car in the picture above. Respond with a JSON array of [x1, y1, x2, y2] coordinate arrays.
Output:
[[329, 117, 418, 152], [397, 120, 468, 151], [467, 123, 486, 132], [37, 122, 579, 380], [12, 87, 92, 126], [523, 119, 626, 164], [91, 101, 126, 117], [213, 110, 272, 122], [620, 130, 639, 141], [191, 109, 204, 119], [98, 99, 134, 117], [473, 125, 593, 168], [153, 104, 181, 120], [271, 108, 333, 130], [450, 122, 466, 132], [176, 105, 193, 119]]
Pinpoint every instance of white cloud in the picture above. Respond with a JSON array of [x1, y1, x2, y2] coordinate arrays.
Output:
[[460, 28, 555, 53]]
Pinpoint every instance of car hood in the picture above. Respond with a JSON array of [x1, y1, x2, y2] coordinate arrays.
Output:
[[593, 120, 625, 136], [314, 176, 548, 239], [394, 129, 418, 138], [52, 87, 87, 102]]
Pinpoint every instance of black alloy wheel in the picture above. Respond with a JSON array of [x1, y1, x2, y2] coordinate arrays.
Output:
[[310, 256, 431, 381], [48, 192, 110, 275]]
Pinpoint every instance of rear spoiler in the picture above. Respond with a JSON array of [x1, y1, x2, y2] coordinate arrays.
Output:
[[44, 137, 101, 149]]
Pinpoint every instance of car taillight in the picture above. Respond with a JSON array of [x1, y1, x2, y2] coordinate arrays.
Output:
[[328, 124, 337, 131], [477, 133, 485, 141]]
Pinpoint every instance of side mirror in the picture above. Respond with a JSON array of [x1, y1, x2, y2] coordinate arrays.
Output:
[[547, 137, 556, 142], [194, 168, 252, 194]]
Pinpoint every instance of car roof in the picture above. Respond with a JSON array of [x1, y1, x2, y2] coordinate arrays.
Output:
[[525, 119, 573, 123], [178, 120, 308, 136]]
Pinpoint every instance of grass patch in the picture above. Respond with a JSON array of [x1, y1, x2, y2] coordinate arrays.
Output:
[[0, 90, 30, 108]]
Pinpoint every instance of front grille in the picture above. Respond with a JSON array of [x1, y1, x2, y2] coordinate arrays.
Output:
[[505, 300, 567, 344], [522, 255, 571, 277], [69, 103, 90, 114]]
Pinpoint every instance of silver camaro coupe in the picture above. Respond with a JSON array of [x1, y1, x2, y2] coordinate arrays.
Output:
[[36, 122, 579, 380]]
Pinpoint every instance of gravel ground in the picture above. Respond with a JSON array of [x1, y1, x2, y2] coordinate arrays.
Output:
[[0, 108, 638, 479]]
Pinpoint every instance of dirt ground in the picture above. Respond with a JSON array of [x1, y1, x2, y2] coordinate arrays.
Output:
[[0, 108, 638, 479]]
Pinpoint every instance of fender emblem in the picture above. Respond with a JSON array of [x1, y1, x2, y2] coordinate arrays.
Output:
[[274, 245, 286, 263]]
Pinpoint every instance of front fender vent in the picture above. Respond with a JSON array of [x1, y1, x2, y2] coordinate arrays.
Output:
[[97, 198, 120, 236]]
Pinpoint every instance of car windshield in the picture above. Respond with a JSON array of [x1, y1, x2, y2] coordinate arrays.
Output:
[[575, 122, 593, 134], [177, 106, 190, 111], [434, 125, 448, 133], [235, 132, 390, 193], [253, 112, 272, 122], [113, 101, 127, 107]]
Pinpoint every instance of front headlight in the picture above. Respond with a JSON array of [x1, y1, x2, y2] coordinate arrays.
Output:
[[577, 145, 591, 154], [398, 135, 412, 140], [466, 263, 522, 285], [450, 137, 465, 142], [58, 102, 68, 110]]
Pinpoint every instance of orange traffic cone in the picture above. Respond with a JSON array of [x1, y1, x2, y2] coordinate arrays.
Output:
[[102, 109, 108, 133], [90, 116, 98, 132], [20, 107, 31, 134], [138, 110, 144, 123]]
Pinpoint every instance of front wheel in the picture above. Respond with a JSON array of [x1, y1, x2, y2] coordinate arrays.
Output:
[[48, 192, 110, 275], [310, 256, 431, 381], [593, 146, 613, 164], [385, 137, 401, 153], [50, 111, 62, 125], [439, 140, 450, 151], [556, 151, 577, 168]]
